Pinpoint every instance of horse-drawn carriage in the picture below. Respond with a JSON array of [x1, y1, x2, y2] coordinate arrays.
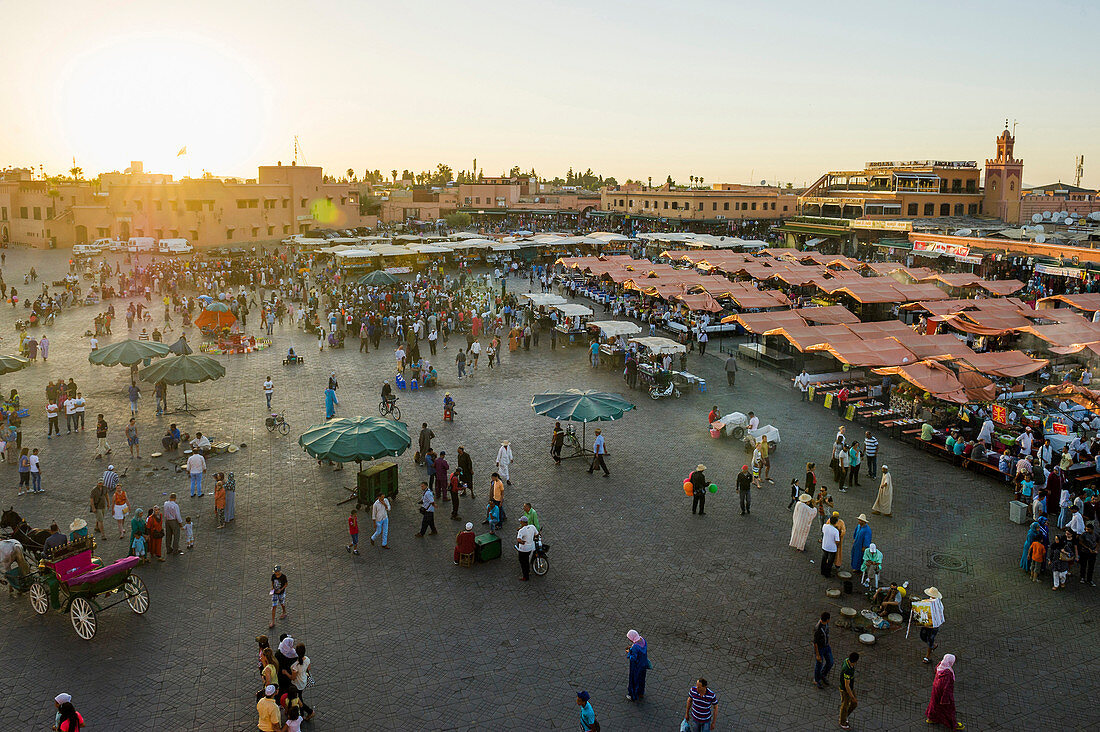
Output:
[[2, 511, 149, 640]]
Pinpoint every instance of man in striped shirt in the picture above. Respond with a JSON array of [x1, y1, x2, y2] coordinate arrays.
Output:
[[685, 678, 718, 731], [101, 465, 119, 492], [864, 432, 879, 479]]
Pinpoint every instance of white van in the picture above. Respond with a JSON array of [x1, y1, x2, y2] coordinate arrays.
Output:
[[127, 237, 156, 252], [91, 238, 124, 252], [73, 243, 103, 257], [157, 238, 194, 255]]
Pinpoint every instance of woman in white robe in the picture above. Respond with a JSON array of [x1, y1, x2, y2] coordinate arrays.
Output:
[[789, 494, 815, 551]]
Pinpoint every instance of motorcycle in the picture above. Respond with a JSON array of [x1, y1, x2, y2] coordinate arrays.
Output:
[[531, 535, 549, 576], [649, 381, 681, 400]]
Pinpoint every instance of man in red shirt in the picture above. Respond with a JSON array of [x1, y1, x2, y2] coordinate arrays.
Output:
[[346, 509, 359, 555], [454, 522, 476, 564]]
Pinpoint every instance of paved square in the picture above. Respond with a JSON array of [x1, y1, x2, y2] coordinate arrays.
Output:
[[0, 249, 1091, 731]]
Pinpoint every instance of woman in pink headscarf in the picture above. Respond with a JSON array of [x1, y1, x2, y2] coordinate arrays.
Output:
[[925, 654, 964, 729], [625, 629, 648, 702]]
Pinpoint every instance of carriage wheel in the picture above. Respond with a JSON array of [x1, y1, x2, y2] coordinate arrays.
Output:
[[124, 574, 150, 614], [531, 554, 549, 576], [278, 421, 290, 436], [29, 582, 49, 615], [70, 597, 97, 640]]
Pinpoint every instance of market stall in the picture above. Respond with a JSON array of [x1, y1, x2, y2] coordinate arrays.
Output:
[[589, 320, 643, 370], [551, 303, 594, 345]]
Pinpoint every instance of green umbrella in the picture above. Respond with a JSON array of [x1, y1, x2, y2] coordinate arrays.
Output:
[[167, 336, 193, 355], [358, 270, 399, 286], [531, 389, 636, 422], [0, 354, 30, 375], [298, 416, 410, 466], [531, 389, 635, 458], [138, 354, 226, 412], [88, 339, 172, 367], [202, 301, 232, 312]]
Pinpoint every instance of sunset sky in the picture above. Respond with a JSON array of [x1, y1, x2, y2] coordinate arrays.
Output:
[[2, 0, 1097, 187]]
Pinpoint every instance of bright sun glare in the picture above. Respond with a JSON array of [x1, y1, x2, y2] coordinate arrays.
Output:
[[55, 34, 271, 178]]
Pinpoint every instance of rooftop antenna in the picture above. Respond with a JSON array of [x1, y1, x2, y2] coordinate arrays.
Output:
[[293, 136, 307, 165], [1075, 155, 1085, 188]]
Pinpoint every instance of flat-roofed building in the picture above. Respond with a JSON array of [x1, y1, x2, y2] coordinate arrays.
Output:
[[0, 161, 368, 249], [601, 183, 796, 221]]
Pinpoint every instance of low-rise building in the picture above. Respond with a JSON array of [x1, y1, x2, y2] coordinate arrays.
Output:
[[601, 183, 795, 221], [0, 161, 369, 249]]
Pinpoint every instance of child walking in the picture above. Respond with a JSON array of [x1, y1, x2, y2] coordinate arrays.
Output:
[[184, 516, 195, 549], [132, 527, 147, 563], [214, 474, 226, 529], [346, 509, 360, 555], [1028, 537, 1045, 582]]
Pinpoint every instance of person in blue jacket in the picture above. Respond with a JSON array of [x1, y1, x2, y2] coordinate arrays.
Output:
[[626, 629, 648, 701]]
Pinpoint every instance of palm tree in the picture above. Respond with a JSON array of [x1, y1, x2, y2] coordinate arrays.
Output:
[[69, 166, 83, 180], [391, 169, 398, 184], [346, 168, 356, 182]]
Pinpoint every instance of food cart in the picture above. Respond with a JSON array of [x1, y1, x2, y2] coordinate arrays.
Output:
[[629, 336, 688, 389], [589, 320, 642, 370], [551, 303, 594, 345]]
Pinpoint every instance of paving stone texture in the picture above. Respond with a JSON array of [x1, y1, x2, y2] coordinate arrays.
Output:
[[0, 248, 1092, 731]]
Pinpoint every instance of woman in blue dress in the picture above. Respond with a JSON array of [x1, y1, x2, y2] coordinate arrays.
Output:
[[1019, 517, 1047, 569], [626, 629, 648, 702]]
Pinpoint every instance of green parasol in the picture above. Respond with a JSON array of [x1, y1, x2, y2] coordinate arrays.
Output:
[[167, 336, 194, 355], [138, 354, 226, 412], [531, 389, 636, 458], [298, 416, 410, 466], [0, 354, 30, 375], [202, 301, 232, 312], [88, 339, 172, 367], [358, 270, 399, 286]]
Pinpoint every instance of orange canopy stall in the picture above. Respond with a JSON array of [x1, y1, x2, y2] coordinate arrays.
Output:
[[956, 350, 1048, 378], [194, 309, 237, 329], [872, 361, 993, 404]]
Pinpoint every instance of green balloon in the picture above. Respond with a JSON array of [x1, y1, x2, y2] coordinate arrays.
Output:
[[708, 483, 718, 493]]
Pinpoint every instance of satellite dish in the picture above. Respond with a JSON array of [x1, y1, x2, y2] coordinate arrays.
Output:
[[1089, 212, 1100, 221], [1035, 224, 1045, 233], [1036, 234, 1047, 244], [1060, 211, 1069, 217], [759, 179, 766, 186], [1043, 211, 1052, 219], [1031, 213, 1043, 223], [1066, 218, 1076, 226], [954, 228, 972, 237]]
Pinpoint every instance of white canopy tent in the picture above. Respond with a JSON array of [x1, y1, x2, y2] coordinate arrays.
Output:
[[490, 243, 521, 252], [590, 320, 642, 337], [629, 336, 686, 355], [523, 293, 568, 306], [552, 303, 594, 317]]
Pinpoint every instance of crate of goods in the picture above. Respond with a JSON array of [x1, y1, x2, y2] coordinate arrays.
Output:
[[474, 533, 501, 562], [356, 460, 399, 506]]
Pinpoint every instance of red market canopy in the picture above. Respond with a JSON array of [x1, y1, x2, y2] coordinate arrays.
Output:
[[807, 337, 918, 368]]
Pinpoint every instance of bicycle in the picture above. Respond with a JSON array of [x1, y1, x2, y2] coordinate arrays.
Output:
[[378, 398, 401, 421], [265, 413, 290, 436]]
